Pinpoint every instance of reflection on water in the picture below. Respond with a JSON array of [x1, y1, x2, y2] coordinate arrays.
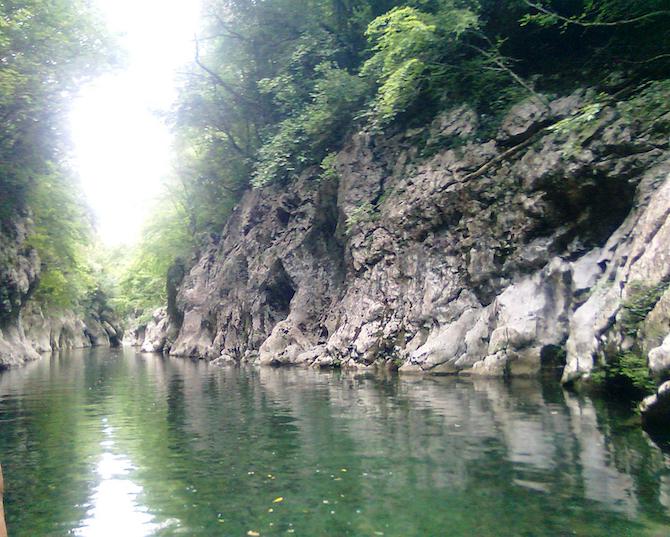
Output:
[[75, 419, 159, 537], [0, 347, 668, 536]]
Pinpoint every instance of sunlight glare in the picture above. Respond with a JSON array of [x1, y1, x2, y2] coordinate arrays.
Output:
[[69, 0, 201, 245], [74, 421, 171, 537]]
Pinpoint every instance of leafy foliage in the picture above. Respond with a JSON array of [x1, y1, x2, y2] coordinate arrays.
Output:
[[0, 0, 113, 311], [619, 79, 670, 134], [361, 3, 478, 125], [173, 0, 670, 204], [253, 63, 368, 186], [114, 188, 194, 318], [174, 0, 385, 193], [590, 281, 669, 397], [319, 153, 340, 182], [0, 0, 111, 211], [620, 281, 669, 337], [26, 168, 94, 308], [345, 202, 376, 234], [591, 352, 656, 396]]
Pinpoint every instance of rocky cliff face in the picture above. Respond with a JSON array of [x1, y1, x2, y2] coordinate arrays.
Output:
[[20, 302, 122, 355], [0, 215, 41, 366], [0, 215, 122, 368], [159, 82, 670, 388]]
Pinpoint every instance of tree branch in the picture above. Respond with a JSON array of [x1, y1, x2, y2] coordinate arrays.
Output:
[[523, 1, 670, 27], [214, 121, 252, 159], [620, 53, 670, 65], [210, 12, 249, 41], [467, 38, 549, 107], [193, 34, 258, 109]]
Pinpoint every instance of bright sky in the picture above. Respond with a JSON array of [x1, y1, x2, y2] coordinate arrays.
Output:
[[69, 0, 201, 245]]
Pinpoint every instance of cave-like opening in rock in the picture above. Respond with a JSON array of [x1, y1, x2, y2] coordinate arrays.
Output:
[[540, 344, 567, 379], [261, 260, 296, 322]]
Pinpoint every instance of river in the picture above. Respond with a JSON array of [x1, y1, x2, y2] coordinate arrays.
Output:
[[0, 347, 669, 536]]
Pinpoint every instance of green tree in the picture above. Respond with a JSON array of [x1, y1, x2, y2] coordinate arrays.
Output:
[[361, 3, 479, 126], [115, 187, 194, 319], [0, 0, 113, 310]]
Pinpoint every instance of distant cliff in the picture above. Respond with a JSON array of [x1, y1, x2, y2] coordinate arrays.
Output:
[[0, 214, 122, 368]]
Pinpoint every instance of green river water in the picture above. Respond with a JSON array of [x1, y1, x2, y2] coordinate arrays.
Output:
[[0, 347, 669, 536]]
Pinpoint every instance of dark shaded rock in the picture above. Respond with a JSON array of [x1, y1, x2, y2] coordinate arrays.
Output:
[[0, 216, 39, 326], [170, 172, 344, 360], [640, 381, 670, 430], [167, 258, 186, 326], [498, 95, 552, 144]]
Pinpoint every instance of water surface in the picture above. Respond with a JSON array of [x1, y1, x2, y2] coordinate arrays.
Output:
[[1, 348, 669, 536]]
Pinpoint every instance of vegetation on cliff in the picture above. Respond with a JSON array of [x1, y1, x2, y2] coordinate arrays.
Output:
[[117, 0, 670, 317]]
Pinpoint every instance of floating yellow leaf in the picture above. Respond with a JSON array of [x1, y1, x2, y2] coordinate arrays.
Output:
[[247, 532, 260, 537], [272, 496, 284, 503]]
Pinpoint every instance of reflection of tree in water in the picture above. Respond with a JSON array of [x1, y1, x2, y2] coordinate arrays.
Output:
[[588, 397, 670, 523]]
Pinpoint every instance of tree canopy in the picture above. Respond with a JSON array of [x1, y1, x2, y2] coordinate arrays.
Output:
[[0, 0, 114, 310], [172, 0, 670, 196], [5, 0, 665, 318]]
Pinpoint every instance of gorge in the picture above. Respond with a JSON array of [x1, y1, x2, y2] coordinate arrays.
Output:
[[1, 0, 670, 534]]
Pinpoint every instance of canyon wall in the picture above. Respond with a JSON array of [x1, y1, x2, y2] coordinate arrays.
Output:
[[140, 84, 670, 391]]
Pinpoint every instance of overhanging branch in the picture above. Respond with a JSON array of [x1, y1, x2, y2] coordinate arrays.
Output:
[[523, 1, 670, 27]]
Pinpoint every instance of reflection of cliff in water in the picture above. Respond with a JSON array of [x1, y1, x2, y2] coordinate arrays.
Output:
[[157, 356, 670, 528], [252, 368, 670, 521]]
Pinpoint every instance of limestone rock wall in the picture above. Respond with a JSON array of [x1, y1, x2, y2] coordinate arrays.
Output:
[[165, 83, 670, 384], [21, 303, 122, 355], [140, 308, 170, 353]]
